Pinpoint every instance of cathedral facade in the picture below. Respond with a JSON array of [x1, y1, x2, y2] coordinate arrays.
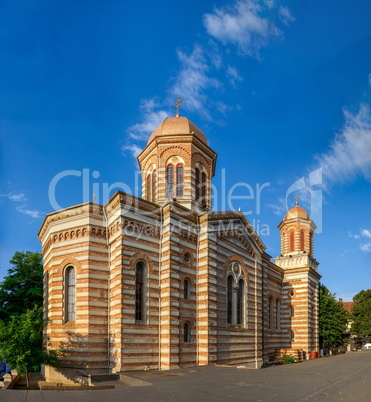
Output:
[[39, 115, 321, 382]]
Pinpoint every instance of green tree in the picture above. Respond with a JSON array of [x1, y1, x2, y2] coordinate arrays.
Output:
[[351, 289, 371, 338], [0, 306, 61, 388], [0, 251, 43, 320], [319, 283, 348, 350]]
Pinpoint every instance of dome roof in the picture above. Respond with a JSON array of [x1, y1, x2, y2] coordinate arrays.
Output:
[[147, 116, 208, 145], [284, 203, 310, 220]]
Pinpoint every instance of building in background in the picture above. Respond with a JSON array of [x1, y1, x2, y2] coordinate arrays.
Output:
[[39, 114, 321, 383]]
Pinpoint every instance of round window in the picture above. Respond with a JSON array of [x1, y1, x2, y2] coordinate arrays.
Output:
[[184, 253, 191, 263]]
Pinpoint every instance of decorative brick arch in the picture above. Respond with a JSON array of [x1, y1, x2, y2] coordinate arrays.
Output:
[[56, 257, 83, 277], [129, 252, 154, 273], [141, 154, 158, 173], [159, 146, 191, 165]]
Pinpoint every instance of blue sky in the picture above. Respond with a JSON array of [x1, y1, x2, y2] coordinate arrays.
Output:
[[1, 0, 371, 301]]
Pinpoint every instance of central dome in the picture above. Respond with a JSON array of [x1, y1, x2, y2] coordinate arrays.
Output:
[[147, 116, 208, 145]]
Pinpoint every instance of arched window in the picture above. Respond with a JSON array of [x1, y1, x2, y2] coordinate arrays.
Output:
[[184, 321, 191, 343], [146, 174, 151, 202], [152, 170, 156, 202], [135, 261, 146, 321], [237, 279, 244, 325], [201, 172, 206, 206], [276, 299, 281, 330], [289, 231, 295, 252], [227, 276, 233, 324], [269, 296, 273, 330], [195, 168, 200, 202], [300, 231, 305, 251], [176, 164, 183, 197], [65, 266, 75, 322], [166, 164, 174, 198], [184, 278, 191, 300]]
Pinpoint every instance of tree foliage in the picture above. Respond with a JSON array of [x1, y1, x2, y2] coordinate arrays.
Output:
[[0, 306, 61, 388], [319, 283, 348, 349], [0, 251, 43, 320], [351, 289, 371, 338]]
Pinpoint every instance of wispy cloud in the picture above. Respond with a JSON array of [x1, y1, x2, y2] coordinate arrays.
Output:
[[16, 206, 42, 219], [171, 45, 222, 119], [121, 143, 142, 159], [127, 99, 169, 142], [360, 242, 371, 252], [203, 0, 288, 57], [315, 104, 371, 187], [226, 65, 243, 87], [361, 229, 371, 238], [0, 192, 26, 202], [278, 6, 295, 26]]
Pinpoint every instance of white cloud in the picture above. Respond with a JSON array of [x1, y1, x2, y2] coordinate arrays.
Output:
[[0, 192, 26, 202], [315, 104, 371, 187], [368, 72, 371, 87], [360, 242, 371, 252], [127, 99, 169, 141], [226, 65, 243, 87], [171, 45, 222, 119], [203, 0, 282, 57], [16, 206, 42, 218], [278, 6, 295, 26], [361, 229, 371, 238], [121, 144, 142, 159]]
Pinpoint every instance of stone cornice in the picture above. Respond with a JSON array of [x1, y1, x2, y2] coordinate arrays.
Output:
[[38, 202, 103, 240]]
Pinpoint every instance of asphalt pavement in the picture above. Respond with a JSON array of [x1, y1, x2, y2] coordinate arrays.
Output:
[[1, 352, 370, 401]]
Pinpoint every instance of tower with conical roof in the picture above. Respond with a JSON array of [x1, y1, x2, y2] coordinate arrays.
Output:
[[137, 115, 217, 212]]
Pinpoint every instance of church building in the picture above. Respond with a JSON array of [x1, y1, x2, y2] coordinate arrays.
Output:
[[38, 113, 321, 382]]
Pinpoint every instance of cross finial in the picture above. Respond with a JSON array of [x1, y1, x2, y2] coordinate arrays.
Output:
[[294, 195, 300, 206], [174, 97, 183, 117], [92, 193, 97, 203]]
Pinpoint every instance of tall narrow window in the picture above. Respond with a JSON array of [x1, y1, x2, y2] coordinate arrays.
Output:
[[289, 231, 295, 252], [237, 279, 244, 325], [135, 261, 145, 321], [184, 278, 190, 300], [66, 266, 75, 322], [166, 165, 174, 198], [44, 272, 49, 320], [300, 231, 305, 251], [146, 175, 151, 202], [276, 299, 281, 330], [176, 164, 183, 197], [290, 305, 294, 317], [195, 168, 200, 202], [201, 172, 206, 206], [269, 296, 273, 330], [184, 321, 191, 343], [227, 276, 233, 324], [291, 330, 295, 343], [151, 170, 156, 202]]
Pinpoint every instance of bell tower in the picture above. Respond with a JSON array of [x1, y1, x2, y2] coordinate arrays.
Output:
[[137, 114, 217, 212], [275, 201, 320, 356]]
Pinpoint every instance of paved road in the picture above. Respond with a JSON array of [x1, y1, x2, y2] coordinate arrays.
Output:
[[1, 352, 371, 401]]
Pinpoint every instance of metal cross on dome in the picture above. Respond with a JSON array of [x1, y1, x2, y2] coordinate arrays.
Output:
[[294, 194, 301, 205], [174, 97, 183, 117]]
